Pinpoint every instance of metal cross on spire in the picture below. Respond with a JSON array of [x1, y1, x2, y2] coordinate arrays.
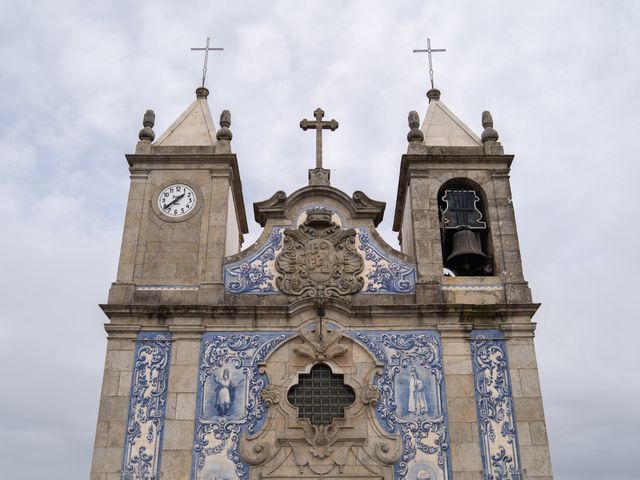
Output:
[[190, 37, 224, 88], [413, 37, 446, 89], [300, 108, 339, 169]]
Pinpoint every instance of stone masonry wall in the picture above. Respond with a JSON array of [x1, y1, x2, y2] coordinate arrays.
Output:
[[90, 335, 136, 480], [508, 335, 553, 479]]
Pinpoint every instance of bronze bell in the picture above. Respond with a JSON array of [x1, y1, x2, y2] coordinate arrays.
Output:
[[447, 227, 486, 274]]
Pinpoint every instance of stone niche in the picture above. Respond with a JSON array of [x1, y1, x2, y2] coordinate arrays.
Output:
[[239, 322, 401, 480]]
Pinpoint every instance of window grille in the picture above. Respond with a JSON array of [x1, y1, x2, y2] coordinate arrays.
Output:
[[287, 363, 355, 425]]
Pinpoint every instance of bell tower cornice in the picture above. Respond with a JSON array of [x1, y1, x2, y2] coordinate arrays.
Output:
[[393, 152, 514, 232]]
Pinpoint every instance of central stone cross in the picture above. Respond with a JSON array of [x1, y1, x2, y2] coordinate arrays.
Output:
[[300, 108, 339, 169]]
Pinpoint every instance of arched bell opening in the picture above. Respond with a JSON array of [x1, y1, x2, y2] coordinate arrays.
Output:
[[437, 178, 494, 276]]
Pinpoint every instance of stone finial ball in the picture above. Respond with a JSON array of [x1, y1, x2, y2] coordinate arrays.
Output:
[[216, 110, 233, 141], [407, 111, 424, 143], [481, 110, 499, 143], [138, 109, 155, 142]]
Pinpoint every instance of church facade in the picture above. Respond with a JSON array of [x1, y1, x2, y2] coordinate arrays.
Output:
[[90, 84, 553, 479]]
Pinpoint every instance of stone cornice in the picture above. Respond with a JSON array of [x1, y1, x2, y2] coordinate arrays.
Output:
[[101, 301, 539, 320], [125, 153, 248, 234], [254, 185, 385, 227]]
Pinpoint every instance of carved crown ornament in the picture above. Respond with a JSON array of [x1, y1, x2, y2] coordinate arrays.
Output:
[[275, 207, 364, 300]]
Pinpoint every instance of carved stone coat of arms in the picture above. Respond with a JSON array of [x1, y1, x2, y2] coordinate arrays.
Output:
[[275, 208, 364, 299]]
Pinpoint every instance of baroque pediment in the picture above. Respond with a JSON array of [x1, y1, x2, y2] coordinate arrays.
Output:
[[223, 206, 416, 296], [253, 186, 385, 227]]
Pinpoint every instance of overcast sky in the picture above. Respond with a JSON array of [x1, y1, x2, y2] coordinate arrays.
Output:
[[1, 1, 638, 478]]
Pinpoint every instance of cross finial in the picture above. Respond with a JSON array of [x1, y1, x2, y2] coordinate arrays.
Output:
[[190, 36, 224, 88], [413, 37, 446, 89], [300, 108, 339, 170]]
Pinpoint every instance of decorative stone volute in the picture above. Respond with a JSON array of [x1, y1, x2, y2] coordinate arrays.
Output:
[[238, 439, 272, 466], [374, 440, 403, 465], [360, 384, 380, 405], [260, 384, 282, 407]]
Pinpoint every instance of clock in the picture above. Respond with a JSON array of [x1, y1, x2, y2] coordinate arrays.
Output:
[[157, 183, 196, 218]]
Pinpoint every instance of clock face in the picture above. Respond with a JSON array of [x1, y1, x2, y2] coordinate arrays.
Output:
[[157, 183, 196, 218]]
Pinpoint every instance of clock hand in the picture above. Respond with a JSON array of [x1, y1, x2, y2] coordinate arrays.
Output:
[[163, 192, 186, 209]]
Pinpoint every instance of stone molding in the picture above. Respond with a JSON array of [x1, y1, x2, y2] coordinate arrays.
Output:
[[136, 285, 200, 291], [392, 153, 513, 232], [101, 301, 540, 322], [254, 185, 385, 227], [125, 153, 248, 234]]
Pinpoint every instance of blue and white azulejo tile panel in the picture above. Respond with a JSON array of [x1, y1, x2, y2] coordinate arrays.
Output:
[[223, 226, 416, 295], [223, 227, 285, 294], [355, 228, 416, 294], [191, 332, 292, 480], [470, 330, 522, 480], [122, 331, 172, 480], [352, 330, 452, 480]]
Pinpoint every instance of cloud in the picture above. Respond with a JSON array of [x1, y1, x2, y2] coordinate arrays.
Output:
[[1, 1, 638, 478]]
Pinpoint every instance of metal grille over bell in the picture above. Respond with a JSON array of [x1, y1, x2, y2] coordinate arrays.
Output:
[[440, 188, 491, 275], [287, 363, 355, 425], [441, 190, 486, 230]]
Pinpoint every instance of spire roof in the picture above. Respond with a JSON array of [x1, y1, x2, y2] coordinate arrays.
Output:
[[153, 87, 217, 147], [420, 89, 482, 147]]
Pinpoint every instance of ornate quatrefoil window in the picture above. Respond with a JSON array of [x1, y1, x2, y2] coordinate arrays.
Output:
[[287, 363, 355, 425]]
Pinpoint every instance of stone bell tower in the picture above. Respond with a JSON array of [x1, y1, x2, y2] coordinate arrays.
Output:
[[391, 87, 553, 478], [91, 81, 552, 479]]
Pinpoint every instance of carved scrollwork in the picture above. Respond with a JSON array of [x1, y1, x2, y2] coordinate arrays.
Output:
[[293, 324, 348, 362], [236, 327, 404, 479], [275, 207, 364, 300], [301, 423, 340, 459], [360, 384, 380, 406], [260, 384, 282, 407]]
